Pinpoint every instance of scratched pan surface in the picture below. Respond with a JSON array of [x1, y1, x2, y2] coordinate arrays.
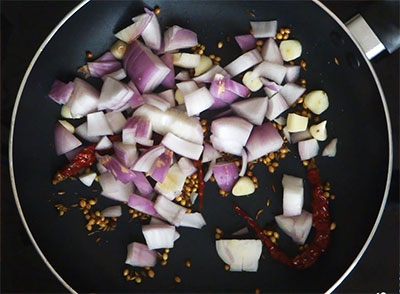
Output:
[[10, 0, 391, 293]]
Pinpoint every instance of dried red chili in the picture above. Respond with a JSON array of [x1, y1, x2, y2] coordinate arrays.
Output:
[[193, 160, 205, 211], [233, 160, 331, 269]]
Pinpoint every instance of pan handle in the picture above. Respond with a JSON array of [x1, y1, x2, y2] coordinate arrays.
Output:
[[345, 0, 400, 60]]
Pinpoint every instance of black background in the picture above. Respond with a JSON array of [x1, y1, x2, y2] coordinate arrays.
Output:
[[1, 1, 398, 293]]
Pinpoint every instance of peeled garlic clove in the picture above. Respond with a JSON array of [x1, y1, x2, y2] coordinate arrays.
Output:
[[175, 89, 185, 105], [194, 56, 213, 76], [61, 105, 73, 119], [309, 120, 328, 141], [232, 177, 255, 196], [279, 40, 302, 62], [58, 120, 75, 133], [304, 90, 329, 115], [172, 53, 201, 68], [242, 71, 263, 92], [286, 113, 308, 132]]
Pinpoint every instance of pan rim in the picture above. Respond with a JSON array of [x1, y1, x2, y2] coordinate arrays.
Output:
[[8, 1, 393, 293]]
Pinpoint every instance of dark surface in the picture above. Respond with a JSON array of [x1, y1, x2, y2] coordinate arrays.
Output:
[[1, 1, 398, 293]]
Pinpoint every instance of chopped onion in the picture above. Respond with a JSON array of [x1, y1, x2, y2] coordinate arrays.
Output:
[[178, 157, 197, 177], [176, 81, 199, 95], [48, 80, 74, 104], [250, 20, 277, 38], [282, 174, 304, 217], [101, 205, 122, 217], [231, 97, 268, 125], [298, 138, 319, 161], [127, 81, 145, 109], [202, 143, 221, 163], [128, 193, 160, 217], [203, 158, 216, 182], [210, 74, 249, 105], [133, 104, 203, 144], [123, 40, 170, 93], [239, 149, 248, 177], [181, 212, 206, 229], [66, 78, 99, 117], [99, 172, 133, 202], [234, 34, 256, 51], [96, 52, 117, 62], [96, 162, 108, 174], [246, 122, 283, 161], [175, 71, 190, 81], [274, 116, 286, 126], [143, 93, 171, 111], [87, 60, 122, 78], [253, 61, 287, 84], [95, 136, 112, 150], [139, 8, 161, 50], [154, 195, 186, 226], [101, 68, 127, 81], [172, 53, 201, 68], [193, 65, 230, 83], [150, 149, 173, 183], [285, 65, 301, 83], [155, 164, 186, 200], [113, 142, 137, 168], [279, 83, 306, 106], [131, 145, 165, 172], [87, 111, 113, 136], [125, 242, 157, 267], [105, 111, 126, 133], [98, 77, 133, 111], [283, 127, 291, 143], [232, 226, 249, 236], [158, 89, 176, 107], [123, 116, 152, 144], [210, 98, 229, 110], [115, 12, 152, 43], [290, 130, 312, 144], [142, 224, 176, 249], [216, 239, 262, 272], [224, 49, 263, 77], [322, 138, 338, 157], [265, 93, 289, 121], [275, 210, 312, 245], [160, 53, 175, 89], [262, 78, 282, 98], [184, 87, 215, 116], [162, 132, 203, 160], [213, 162, 239, 191], [164, 25, 198, 52], [190, 192, 198, 205], [79, 172, 96, 187], [75, 122, 100, 143], [210, 135, 243, 156], [98, 155, 134, 184], [131, 171, 153, 197], [261, 38, 283, 65], [54, 122, 82, 155]]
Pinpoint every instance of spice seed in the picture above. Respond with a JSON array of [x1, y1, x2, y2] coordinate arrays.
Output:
[[162, 253, 169, 261], [57, 191, 65, 195], [80, 200, 86, 208], [135, 276, 142, 284], [330, 222, 336, 230], [266, 230, 273, 236], [215, 227, 223, 234], [270, 236, 277, 243], [123, 269, 129, 276], [268, 166, 275, 173], [215, 233, 221, 240], [174, 275, 182, 283], [217, 41, 223, 48], [185, 259, 191, 268], [255, 288, 261, 294], [266, 199, 271, 207], [165, 248, 170, 253], [224, 264, 230, 271], [148, 270, 155, 278], [154, 6, 161, 15], [161, 260, 168, 266], [273, 232, 280, 239], [276, 33, 283, 40]]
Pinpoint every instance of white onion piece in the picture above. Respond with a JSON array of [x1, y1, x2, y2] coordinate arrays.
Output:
[[211, 117, 253, 148], [154, 195, 186, 226], [176, 81, 199, 95], [161, 133, 203, 160], [128, 193, 160, 217], [224, 49, 263, 77], [322, 138, 338, 157], [285, 65, 301, 83], [215, 239, 262, 272], [282, 174, 304, 217], [139, 8, 161, 50], [131, 171, 153, 197], [125, 242, 157, 267], [54, 122, 82, 155], [231, 97, 268, 125], [172, 53, 201, 68], [232, 226, 249, 236], [275, 210, 312, 245], [150, 216, 166, 225], [79, 172, 96, 187], [155, 164, 186, 200], [48, 80, 74, 105], [66, 78, 99, 117], [142, 224, 176, 249], [202, 143, 222, 163], [210, 135, 243, 156], [175, 71, 190, 81], [265, 93, 288, 121], [234, 34, 256, 51], [261, 38, 283, 65], [184, 87, 214, 116], [213, 162, 239, 191], [246, 122, 283, 161], [105, 111, 126, 133], [250, 20, 277, 38], [158, 89, 175, 107], [113, 142, 137, 168], [262, 78, 282, 98], [253, 61, 287, 85], [131, 145, 165, 172], [87, 111, 113, 136], [190, 192, 198, 205], [298, 138, 319, 160], [95, 136, 112, 150], [283, 127, 291, 143], [101, 205, 122, 217], [143, 94, 171, 111], [274, 116, 286, 126], [178, 157, 197, 177], [123, 40, 171, 93], [193, 65, 230, 83], [279, 83, 306, 106], [149, 150, 173, 183], [115, 12, 152, 43], [239, 149, 248, 177], [133, 104, 203, 144], [99, 172, 133, 202], [203, 158, 216, 182], [290, 130, 312, 144], [101, 68, 127, 81], [96, 162, 108, 174], [160, 53, 175, 89], [180, 212, 206, 229], [164, 25, 198, 52]]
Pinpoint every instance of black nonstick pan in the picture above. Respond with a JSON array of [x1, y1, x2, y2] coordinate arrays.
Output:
[[8, 0, 398, 293]]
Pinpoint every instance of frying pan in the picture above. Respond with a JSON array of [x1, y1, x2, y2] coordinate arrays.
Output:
[[8, 0, 397, 293]]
